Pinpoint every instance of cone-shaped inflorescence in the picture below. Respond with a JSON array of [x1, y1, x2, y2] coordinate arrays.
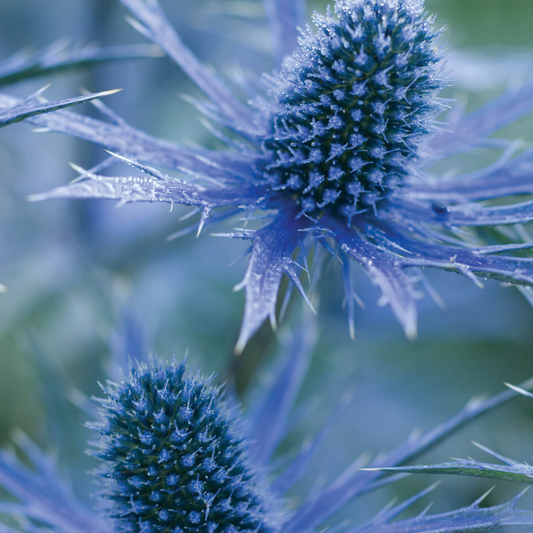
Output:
[[90, 361, 277, 533], [260, 0, 445, 221]]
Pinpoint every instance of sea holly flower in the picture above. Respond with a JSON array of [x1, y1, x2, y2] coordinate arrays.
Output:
[[2, 326, 533, 532], [89, 361, 281, 533], [3, 0, 533, 350]]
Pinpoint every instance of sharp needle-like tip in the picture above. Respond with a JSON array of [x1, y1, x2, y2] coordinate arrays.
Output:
[[27, 193, 45, 202], [234, 340, 245, 356], [68, 162, 86, 174], [405, 323, 418, 341], [100, 88, 123, 96]]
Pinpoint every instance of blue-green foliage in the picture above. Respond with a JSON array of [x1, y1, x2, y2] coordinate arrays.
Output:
[[91, 362, 277, 533], [0, 42, 161, 87], [261, 0, 444, 220]]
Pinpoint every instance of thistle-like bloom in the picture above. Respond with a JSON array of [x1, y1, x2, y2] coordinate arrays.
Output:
[[5, 0, 533, 349], [91, 362, 278, 533], [3, 327, 533, 533]]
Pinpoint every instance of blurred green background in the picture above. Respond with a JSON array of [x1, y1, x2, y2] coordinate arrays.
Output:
[[1, 0, 533, 527]]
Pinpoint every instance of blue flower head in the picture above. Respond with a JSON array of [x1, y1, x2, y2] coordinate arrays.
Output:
[[6, 0, 533, 350], [3, 327, 533, 533], [91, 361, 278, 533], [260, 0, 444, 221]]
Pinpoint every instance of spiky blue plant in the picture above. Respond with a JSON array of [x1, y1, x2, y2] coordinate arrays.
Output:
[[3, 0, 533, 351], [2, 324, 533, 533], [91, 361, 279, 533], [258, 0, 444, 221]]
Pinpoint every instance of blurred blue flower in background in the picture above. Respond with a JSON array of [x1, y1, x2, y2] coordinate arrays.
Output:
[[4, 0, 533, 351], [2, 324, 533, 533]]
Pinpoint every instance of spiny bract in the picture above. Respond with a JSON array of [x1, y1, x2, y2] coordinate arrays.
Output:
[[260, 0, 444, 221], [90, 362, 277, 533]]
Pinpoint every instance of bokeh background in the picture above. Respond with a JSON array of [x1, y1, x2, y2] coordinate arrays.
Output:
[[1, 0, 533, 529]]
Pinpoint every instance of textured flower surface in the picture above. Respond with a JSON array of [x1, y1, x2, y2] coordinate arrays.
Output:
[[3, 0, 533, 350], [258, 0, 444, 221], [91, 361, 278, 533], [3, 325, 533, 533]]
